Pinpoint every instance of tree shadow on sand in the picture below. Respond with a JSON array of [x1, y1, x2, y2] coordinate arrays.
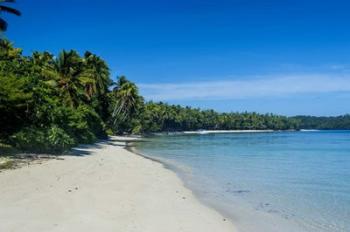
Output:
[[68, 139, 127, 157]]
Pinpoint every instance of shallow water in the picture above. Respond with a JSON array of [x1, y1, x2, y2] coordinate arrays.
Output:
[[135, 131, 350, 232]]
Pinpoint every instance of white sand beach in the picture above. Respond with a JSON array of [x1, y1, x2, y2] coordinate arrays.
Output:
[[0, 139, 236, 232], [183, 129, 275, 134]]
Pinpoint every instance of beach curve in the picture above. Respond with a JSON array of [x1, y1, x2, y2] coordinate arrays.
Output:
[[0, 139, 237, 232]]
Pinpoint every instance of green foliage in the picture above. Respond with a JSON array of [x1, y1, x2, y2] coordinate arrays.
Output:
[[292, 115, 350, 130], [0, 40, 22, 61], [0, 40, 111, 153], [109, 76, 144, 134], [47, 126, 76, 152], [0, 74, 33, 137], [67, 105, 107, 143], [138, 102, 300, 133], [10, 126, 75, 153]]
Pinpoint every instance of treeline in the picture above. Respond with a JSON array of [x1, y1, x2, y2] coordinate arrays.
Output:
[[0, 41, 349, 153], [292, 115, 350, 130], [137, 102, 299, 132]]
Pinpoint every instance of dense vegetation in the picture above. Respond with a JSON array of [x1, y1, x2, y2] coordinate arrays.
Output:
[[0, 41, 114, 152], [139, 102, 299, 132], [1, 40, 349, 153], [292, 115, 350, 130]]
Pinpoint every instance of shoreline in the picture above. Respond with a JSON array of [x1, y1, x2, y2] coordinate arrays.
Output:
[[183, 129, 275, 134], [127, 145, 242, 230], [129, 134, 309, 232], [150, 129, 284, 136], [0, 139, 237, 232]]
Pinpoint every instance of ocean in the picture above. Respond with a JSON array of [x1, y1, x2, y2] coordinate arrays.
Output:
[[134, 131, 350, 232]]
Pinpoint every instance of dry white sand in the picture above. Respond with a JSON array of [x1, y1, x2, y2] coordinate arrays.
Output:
[[0, 140, 237, 232]]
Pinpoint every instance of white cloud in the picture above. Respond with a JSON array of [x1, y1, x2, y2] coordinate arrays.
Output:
[[138, 74, 350, 101]]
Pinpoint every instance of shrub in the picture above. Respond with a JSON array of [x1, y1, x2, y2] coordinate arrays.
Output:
[[47, 126, 76, 152], [10, 126, 75, 153], [47, 105, 107, 144], [67, 105, 106, 143], [10, 127, 46, 152]]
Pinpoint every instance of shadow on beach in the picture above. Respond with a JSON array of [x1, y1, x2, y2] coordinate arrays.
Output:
[[0, 136, 144, 170]]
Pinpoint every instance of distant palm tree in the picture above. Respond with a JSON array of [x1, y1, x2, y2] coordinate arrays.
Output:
[[0, 0, 21, 32]]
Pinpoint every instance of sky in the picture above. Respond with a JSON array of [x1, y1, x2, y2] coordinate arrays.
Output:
[[4, 0, 350, 116]]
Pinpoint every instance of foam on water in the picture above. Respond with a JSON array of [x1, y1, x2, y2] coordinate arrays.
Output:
[[135, 131, 350, 232]]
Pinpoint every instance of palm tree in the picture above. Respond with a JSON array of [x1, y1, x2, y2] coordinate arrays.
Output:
[[53, 50, 88, 108], [83, 51, 112, 120], [0, 39, 21, 59], [0, 0, 21, 32], [43, 50, 108, 108], [84, 51, 111, 96], [111, 76, 143, 127]]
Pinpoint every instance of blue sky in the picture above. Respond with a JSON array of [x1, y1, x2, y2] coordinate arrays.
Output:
[[5, 0, 350, 116]]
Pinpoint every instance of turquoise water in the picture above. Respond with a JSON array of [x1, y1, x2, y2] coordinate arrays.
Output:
[[134, 131, 350, 232]]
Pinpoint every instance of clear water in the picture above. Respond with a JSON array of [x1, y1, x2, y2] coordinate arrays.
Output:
[[134, 131, 350, 232]]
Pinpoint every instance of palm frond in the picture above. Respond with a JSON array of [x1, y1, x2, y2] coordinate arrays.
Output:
[[0, 17, 7, 31], [0, 5, 21, 16]]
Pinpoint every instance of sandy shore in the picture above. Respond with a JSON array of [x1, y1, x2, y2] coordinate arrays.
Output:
[[183, 129, 275, 134], [0, 139, 236, 232]]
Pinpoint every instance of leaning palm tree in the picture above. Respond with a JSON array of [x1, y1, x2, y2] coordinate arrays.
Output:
[[111, 76, 142, 127], [0, 0, 21, 32]]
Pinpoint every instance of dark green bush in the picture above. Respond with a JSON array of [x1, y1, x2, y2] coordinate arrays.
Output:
[[67, 105, 106, 143], [10, 126, 75, 153], [47, 126, 76, 152], [42, 105, 107, 144]]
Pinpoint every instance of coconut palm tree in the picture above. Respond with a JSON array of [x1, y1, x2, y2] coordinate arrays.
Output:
[[0, 39, 21, 59], [84, 51, 111, 96], [0, 0, 21, 32], [83, 51, 112, 119], [111, 76, 143, 127], [53, 50, 88, 108]]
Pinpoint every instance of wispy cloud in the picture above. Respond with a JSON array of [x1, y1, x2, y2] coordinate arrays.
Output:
[[139, 74, 350, 101]]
